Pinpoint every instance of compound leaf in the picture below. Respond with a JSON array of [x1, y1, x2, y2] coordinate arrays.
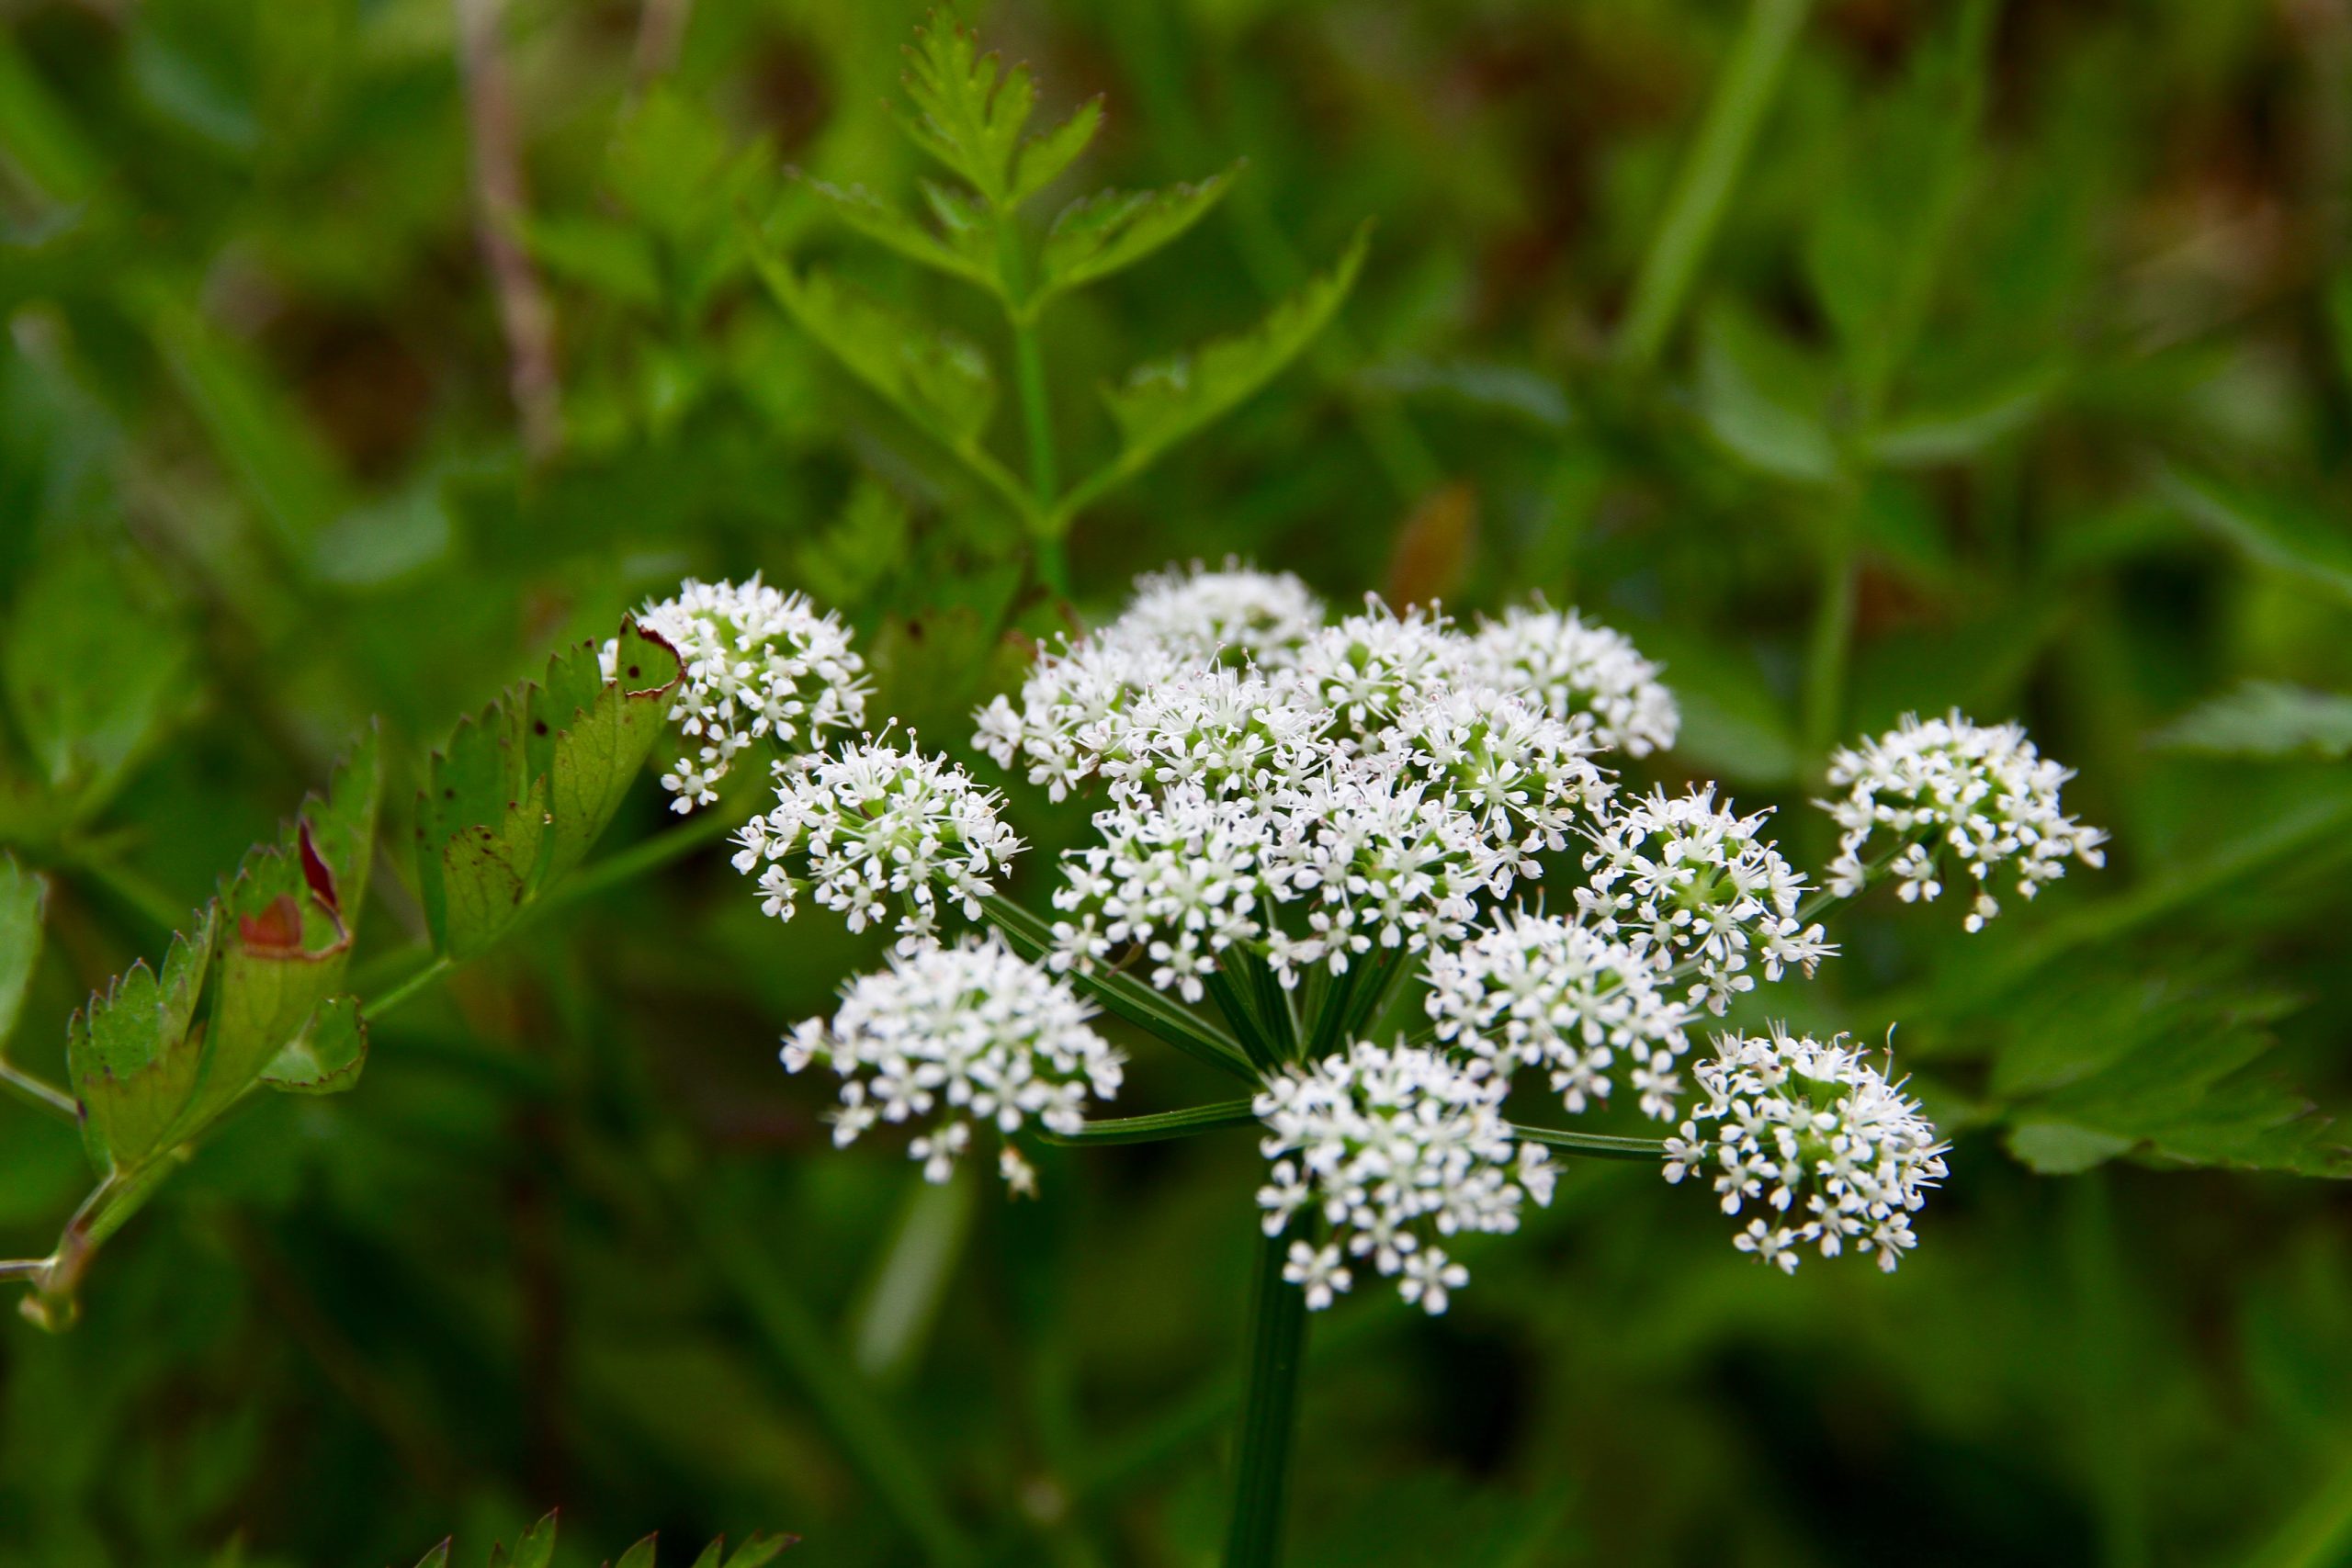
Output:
[[1078, 223, 1367, 513], [753, 258, 997, 453], [1012, 96, 1102, 203], [1039, 164, 1238, 300], [799, 176, 997, 293], [898, 17, 1033, 206]]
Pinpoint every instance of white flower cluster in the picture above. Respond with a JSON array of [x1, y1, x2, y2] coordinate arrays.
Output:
[[1577, 787, 1834, 1014], [1254, 1040, 1555, 1314], [614, 576, 869, 812], [1466, 605, 1680, 757], [1822, 711, 2108, 931], [1424, 909, 1693, 1120], [1662, 1027, 1947, 1273], [732, 739, 1022, 950], [784, 935, 1123, 1192]]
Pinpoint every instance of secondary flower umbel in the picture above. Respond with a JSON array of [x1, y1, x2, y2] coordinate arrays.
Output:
[[784, 934, 1123, 1193], [732, 739, 1022, 951], [1663, 1027, 1949, 1273], [1822, 710, 2108, 931], [1254, 1039, 1555, 1314], [615, 575, 869, 812]]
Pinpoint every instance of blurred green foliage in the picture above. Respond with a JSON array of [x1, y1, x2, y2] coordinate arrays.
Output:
[[3, 0, 2352, 1564]]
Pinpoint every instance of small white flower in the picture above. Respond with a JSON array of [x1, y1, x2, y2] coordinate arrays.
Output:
[[1467, 605, 1679, 758], [1103, 558, 1327, 667], [615, 575, 870, 812], [1281, 598, 1476, 740], [1252, 1039, 1552, 1314], [1424, 909, 1693, 1119], [785, 935, 1123, 1189], [1283, 1240, 1353, 1310], [736, 739, 1023, 950], [1821, 711, 2106, 929], [1577, 786, 1834, 1014], [1667, 1025, 1948, 1273]]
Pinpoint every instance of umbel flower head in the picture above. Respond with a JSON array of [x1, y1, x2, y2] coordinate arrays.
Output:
[[1577, 787, 1834, 1014], [1662, 1027, 1948, 1274], [1467, 604, 1680, 758], [1254, 1039, 1555, 1314], [1822, 710, 2109, 931], [732, 738, 1022, 951], [1423, 908, 1693, 1120], [784, 934, 1123, 1193], [612, 575, 869, 812]]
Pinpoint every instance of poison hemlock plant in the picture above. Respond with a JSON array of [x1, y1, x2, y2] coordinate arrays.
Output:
[[753, 15, 1366, 591], [630, 559, 2109, 1564]]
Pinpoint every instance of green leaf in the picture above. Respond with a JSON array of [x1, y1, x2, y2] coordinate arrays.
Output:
[[799, 176, 997, 293], [1070, 223, 1368, 522], [490, 1512, 560, 1568], [718, 1536, 796, 1567], [410, 1542, 452, 1568], [1868, 362, 2064, 467], [66, 904, 217, 1173], [1, 538, 191, 816], [898, 16, 1034, 206], [752, 258, 998, 450], [612, 1536, 659, 1568], [795, 480, 910, 606], [258, 994, 366, 1095], [2152, 682, 2352, 761], [1037, 164, 1238, 300], [1012, 96, 1102, 203], [0, 854, 43, 1053], [522, 213, 663, 310], [2165, 464, 2352, 606], [417, 621, 683, 960], [2005, 1122, 2134, 1176], [1692, 305, 1839, 484]]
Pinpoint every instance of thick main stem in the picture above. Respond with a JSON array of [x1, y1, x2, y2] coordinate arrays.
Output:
[[1223, 1224, 1311, 1568]]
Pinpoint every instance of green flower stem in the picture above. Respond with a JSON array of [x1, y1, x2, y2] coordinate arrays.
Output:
[[1223, 1222, 1312, 1568], [1509, 1124, 1671, 1161], [1045, 1100, 1259, 1145], [0, 1059, 75, 1122], [981, 895, 1260, 1083], [366, 955, 456, 1023], [1799, 543, 1859, 771], [1616, 0, 1814, 368]]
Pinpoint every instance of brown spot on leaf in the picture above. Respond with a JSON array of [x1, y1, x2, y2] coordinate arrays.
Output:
[[239, 894, 306, 954]]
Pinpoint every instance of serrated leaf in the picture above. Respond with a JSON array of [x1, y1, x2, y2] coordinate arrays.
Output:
[[1012, 96, 1102, 202], [752, 257, 997, 449], [531, 621, 678, 888], [2152, 682, 2352, 761], [0, 854, 44, 1053], [1038, 164, 1237, 299], [1, 537, 191, 817], [898, 17, 1034, 205], [67, 903, 218, 1172], [612, 1537, 660, 1568], [418, 622, 682, 961], [258, 994, 366, 1095], [799, 176, 997, 292], [493, 1511, 559, 1568], [1078, 224, 1366, 513], [410, 1542, 452, 1568], [1693, 305, 1839, 484]]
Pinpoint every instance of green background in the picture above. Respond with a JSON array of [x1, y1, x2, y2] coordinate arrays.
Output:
[[4, 0, 2352, 1562]]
